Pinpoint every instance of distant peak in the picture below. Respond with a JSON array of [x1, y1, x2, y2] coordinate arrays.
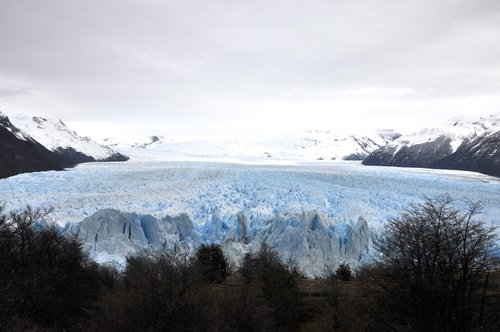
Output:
[[445, 113, 500, 131], [376, 128, 402, 140], [150, 135, 164, 143], [32, 116, 47, 122], [131, 135, 167, 148]]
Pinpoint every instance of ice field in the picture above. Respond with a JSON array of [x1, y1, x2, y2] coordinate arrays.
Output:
[[1, 160, 498, 276]]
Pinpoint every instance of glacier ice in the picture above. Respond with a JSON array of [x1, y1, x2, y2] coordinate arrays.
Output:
[[63, 208, 373, 277], [1, 160, 499, 277]]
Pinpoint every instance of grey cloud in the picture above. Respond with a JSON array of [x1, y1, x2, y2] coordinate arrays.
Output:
[[1, 0, 500, 137], [0, 84, 33, 98]]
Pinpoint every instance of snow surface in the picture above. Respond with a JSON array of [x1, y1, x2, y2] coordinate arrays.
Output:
[[108, 128, 399, 162], [8, 114, 118, 160], [0, 159, 498, 276], [2, 159, 496, 226], [0, 111, 32, 141]]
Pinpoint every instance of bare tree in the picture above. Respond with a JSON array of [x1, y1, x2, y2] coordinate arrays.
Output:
[[0, 205, 102, 330], [374, 195, 499, 331]]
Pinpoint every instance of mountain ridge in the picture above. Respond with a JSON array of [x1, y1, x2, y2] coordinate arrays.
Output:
[[0, 112, 128, 178], [363, 113, 500, 177], [2, 110, 498, 178], [0, 112, 62, 178], [107, 129, 401, 162], [9, 114, 129, 165]]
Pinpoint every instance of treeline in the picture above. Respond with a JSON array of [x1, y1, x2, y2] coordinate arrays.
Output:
[[1, 196, 499, 331], [0, 206, 310, 331]]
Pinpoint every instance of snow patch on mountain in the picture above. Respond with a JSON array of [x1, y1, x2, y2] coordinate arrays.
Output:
[[0, 112, 63, 178], [0, 111, 32, 141], [9, 114, 124, 160], [295, 129, 400, 160], [131, 135, 169, 148], [363, 113, 500, 177], [388, 113, 500, 154]]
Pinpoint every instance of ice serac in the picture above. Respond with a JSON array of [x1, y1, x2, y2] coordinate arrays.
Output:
[[363, 113, 500, 177], [66, 209, 149, 255], [65, 208, 374, 277], [4, 159, 499, 276], [65, 209, 203, 263], [247, 211, 372, 276]]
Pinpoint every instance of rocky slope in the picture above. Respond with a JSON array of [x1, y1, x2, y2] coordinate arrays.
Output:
[[0, 113, 61, 178], [9, 115, 128, 166], [0, 112, 128, 178], [433, 130, 500, 177], [363, 113, 500, 177]]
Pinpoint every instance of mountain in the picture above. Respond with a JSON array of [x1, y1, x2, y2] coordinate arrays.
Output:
[[433, 130, 500, 177], [131, 135, 167, 148], [363, 113, 500, 177], [296, 129, 400, 160], [111, 129, 401, 161], [0, 112, 128, 179], [9, 115, 128, 167], [0, 112, 62, 178]]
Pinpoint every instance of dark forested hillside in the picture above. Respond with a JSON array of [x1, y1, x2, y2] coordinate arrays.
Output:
[[0, 112, 129, 179], [363, 131, 500, 177], [433, 130, 500, 177], [0, 124, 61, 178]]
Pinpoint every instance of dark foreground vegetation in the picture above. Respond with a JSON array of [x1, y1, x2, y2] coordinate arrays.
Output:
[[1, 196, 499, 331]]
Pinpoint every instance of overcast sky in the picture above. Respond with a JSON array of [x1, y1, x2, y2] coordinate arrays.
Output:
[[1, 0, 500, 140]]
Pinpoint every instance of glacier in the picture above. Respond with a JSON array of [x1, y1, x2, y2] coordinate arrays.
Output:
[[0, 160, 498, 277], [104, 127, 400, 161]]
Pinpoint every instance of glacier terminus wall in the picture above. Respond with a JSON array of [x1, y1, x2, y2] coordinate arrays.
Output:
[[1, 161, 499, 277]]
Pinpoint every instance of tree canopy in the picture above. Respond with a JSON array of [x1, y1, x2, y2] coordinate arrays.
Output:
[[374, 195, 499, 331]]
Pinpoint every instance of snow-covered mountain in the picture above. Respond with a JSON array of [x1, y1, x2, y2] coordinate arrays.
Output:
[[9, 115, 128, 165], [110, 129, 401, 162], [131, 135, 168, 148], [0, 112, 32, 141], [0, 112, 61, 178], [0, 112, 129, 178], [363, 113, 500, 177], [433, 130, 500, 177], [296, 129, 400, 160]]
